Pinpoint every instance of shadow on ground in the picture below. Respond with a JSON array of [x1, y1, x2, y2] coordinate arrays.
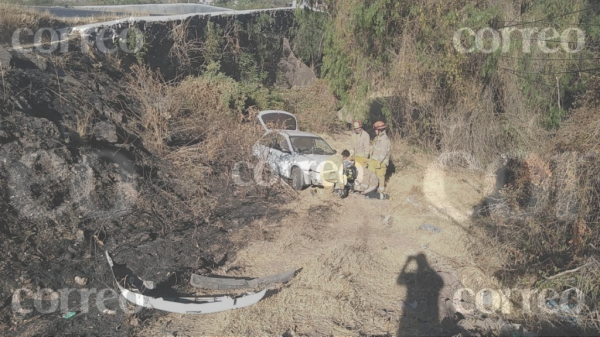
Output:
[[397, 253, 461, 336]]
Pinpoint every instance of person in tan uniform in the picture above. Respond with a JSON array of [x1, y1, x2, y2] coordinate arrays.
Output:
[[369, 120, 391, 192], [350, 120, 370, 171], [352, 163, 390, 200]]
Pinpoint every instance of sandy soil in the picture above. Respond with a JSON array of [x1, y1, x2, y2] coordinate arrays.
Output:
[[141, 132, 496, 336]]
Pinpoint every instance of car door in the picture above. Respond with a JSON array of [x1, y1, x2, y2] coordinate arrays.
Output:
[[267, 133, 294, 178], [254, 132, 276, 169], [254, 132, 290, 178], [254, 111, 297, 179], [274, 134, 293, 179]]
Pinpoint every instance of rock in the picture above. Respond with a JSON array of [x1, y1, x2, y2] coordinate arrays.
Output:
[[472, 317, 499, 334], [499, 322, 522, 337], [20, 52, 47, 71], [276, 38, 316, 88], [456, 319, 476, 336], [75, 276, 88, 286], [63, 252, 74, 260], [102, 309, 117, 315], [399, 300, 418, 310], [377, 308, 393, 316], [76, 230, 85, 242], [336, 107, 354, 124], [382, 215, 392, 225], [419, 223, 442, 233], [93, 121, 118, 143], [129, 317, 139, 327], [406, 195, 419, 206], [282, 329, 295, 337]]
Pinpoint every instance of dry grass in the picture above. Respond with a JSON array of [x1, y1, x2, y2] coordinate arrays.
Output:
[[469, 76, 600, 331], [168, 19, 203, 70], [359, 0, 549, 167], [64, 108, 95, 138], [47, 51, 74, 104], [281, 79, 342, 134], [139, 147, 487, 336], [0, 60, 6, 101], [0, 3, 51, 41], [125, 64, 182, 155], [0, 2, 142, 50], [124, 65, 285, 221]]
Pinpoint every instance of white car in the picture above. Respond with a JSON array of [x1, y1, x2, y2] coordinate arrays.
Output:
[[252, 110, 344, 190]]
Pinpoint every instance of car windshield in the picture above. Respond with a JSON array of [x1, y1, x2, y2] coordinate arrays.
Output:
[[290, 136, 335, 155]]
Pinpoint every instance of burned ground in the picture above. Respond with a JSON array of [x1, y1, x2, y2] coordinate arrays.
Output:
[[0, 48, 293, 336]]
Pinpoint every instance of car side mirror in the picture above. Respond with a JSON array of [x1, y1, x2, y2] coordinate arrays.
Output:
[[282, 148, 291, 154]]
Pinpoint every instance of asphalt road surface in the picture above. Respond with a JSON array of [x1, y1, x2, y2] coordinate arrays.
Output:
[[30, 4, 233, 18], [31, 6, 134, 18]]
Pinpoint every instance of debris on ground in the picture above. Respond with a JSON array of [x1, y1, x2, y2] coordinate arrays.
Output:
[[456, 317, 539, 337], [62, 312, 77, 319], [106, 251, 268, 314], [382, 215, 393, 225], [419, 223, 442, 233], [377, 308, 394, 317], [398, 300, 418, 310], [406, 195, 419, 206], [0, 43, 291, 335], [546, 299, 579, 327], [129, 318, 139, 327], [281, 327, 296, 337], [190, 268, 297, 289], [75, 230, 85, 242], [74, 276, 88, 286]]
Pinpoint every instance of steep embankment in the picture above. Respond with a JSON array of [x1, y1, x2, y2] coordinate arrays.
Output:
[[0, 8, 300, 336]]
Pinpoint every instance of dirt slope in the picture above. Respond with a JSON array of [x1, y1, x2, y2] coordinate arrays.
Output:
[[0, 47, 291, 336], [0, 42, 510, 337], [141, 133, 492, 336]]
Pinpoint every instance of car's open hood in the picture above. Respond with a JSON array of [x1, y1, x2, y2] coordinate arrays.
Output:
[[257, 110, 297, 131]]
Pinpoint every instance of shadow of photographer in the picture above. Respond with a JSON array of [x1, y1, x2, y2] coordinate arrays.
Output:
[[396, 253, 460, 336]]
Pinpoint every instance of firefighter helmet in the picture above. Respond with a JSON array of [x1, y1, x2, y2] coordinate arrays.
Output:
[[373, 121, 386, 130]]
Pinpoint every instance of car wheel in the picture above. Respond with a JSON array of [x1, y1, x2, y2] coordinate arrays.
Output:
[[291, 167, 304, 190]]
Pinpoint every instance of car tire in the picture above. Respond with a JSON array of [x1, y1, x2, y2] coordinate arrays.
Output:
[[291, 167, 304, 190]]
